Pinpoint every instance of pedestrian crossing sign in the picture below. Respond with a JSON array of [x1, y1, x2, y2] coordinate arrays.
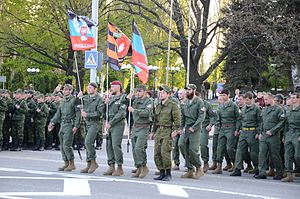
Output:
[[85, 51, 98, 69]]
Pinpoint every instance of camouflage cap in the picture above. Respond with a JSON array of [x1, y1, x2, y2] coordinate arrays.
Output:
[[63, 84, 73, 91], [135, 84, 147, 91], [14, 89, 23, 94], [159, 85, 171, 93], [185, 84, 197, 90], [89, 82, 98, 88], [275, 93, 284, 101]]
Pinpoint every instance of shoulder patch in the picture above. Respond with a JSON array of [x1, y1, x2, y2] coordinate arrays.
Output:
[[146, 104, 152, 108]]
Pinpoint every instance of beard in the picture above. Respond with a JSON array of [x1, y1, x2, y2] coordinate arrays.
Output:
[[186, 92, 194, 100]]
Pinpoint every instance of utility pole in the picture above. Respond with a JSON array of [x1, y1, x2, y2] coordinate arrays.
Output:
[[90, 0, 99, 83]]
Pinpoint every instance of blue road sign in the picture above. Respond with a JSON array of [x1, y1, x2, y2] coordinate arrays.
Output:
[[85, 51, 98, 69]]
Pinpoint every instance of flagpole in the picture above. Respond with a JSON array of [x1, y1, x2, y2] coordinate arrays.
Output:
[[166, 0, 174, 85], [73, 50, 83, 160], [127, 67, 134, 153], [104, 61, 109, 139], [90, 0, 99, 83], [186, 0, 191, 85]]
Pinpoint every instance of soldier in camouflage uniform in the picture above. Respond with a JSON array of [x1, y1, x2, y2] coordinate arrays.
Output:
[[255, 93, 285, 180], [0, 89, 8, 151], [172, 89, 186, 170], [212, 89, 241, 174], [78, 82, 104, 174], [150, 85, 181, 181], [179, 84, 206, 179], [33, 94, 49, 151], [2, 90, 13, 150], [281, 93, 300, 182], [103, 81, 127, 176], [48, 84, 80, 172], [23, 90, 36, 149], [45, 94, 58, 149], [231, 92, 261, 177], [10, 89, 28, 151], [128, 84, 153, 178]]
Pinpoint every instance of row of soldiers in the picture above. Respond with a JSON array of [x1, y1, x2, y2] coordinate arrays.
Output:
[[0, 89, 62, 151], [47, 81, 299, 183], [1, 82, 299, 183]]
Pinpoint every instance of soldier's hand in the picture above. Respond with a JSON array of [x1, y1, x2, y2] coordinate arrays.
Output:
[[282, 138, 285, 143], [104, 97, 110, 104], [206, 125, 212, 132], [258, 134, 262, 141], [189, 127, 195, 133], [234, 131, 240, 137], [128, 106, 134, 112], [81, 111, 87, 118], [72, 127, 78, 135], [255, 134, 259, 140], [15, 105, 20, 109], [148, 132, 154, 140], [266, 130, 272, 136], [104, 122, 111, 130], [127, 93, 134, 99], [37, 109, 41, 113], [48, 123, 54, 132], [298, 136, 300, 142], [77, 91, 83, 98]]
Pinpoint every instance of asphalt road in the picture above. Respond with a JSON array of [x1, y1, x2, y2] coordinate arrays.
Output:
[[0, 139, 299, 199]]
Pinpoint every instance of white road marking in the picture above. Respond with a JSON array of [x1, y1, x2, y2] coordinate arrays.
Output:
[[0, 167, 282, 199], [157, 184, 189, 198], [0, 178, 90, 197], [63, 179, 90, 196]]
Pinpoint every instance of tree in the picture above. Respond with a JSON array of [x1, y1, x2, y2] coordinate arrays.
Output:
[[105, 0, 227, 90], [221, 0, 300, 91]]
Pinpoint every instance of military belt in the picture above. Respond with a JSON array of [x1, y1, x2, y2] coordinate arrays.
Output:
[[221, 123, 235, 128], [85, 118, 99, 122], [242, 127, 256, 131], [158, 125, 172, 129], [134, 123, 150, 127]]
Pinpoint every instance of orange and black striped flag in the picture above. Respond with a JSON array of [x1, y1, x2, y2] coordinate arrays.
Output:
[[107, 22, 131, 70]]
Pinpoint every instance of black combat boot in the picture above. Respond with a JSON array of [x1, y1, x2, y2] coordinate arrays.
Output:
[[153, 170, 165, 180], [230, 169, 241, 176], [162, 169, 172, 181]]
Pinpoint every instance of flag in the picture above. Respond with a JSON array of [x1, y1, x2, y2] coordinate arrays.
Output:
[[67, 10, 97, 51], [131, 21, 148, 84], [107, 22, 131, 70]]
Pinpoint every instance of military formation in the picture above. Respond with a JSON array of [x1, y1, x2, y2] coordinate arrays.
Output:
[[1, 82, 299, 183]]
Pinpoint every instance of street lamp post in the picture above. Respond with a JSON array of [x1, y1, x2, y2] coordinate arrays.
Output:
[[148, 65, 160, 97], [26, 68, 40, 90], [166, 66, 180, 90], [120, 64, 131, 88]]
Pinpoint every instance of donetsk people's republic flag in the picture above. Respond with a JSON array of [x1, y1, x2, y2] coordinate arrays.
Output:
[[131, 21, 148, 84], [67, 10, 97, 51]]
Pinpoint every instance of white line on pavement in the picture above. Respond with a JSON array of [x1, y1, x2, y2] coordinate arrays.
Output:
[[0, 167, 281, 199], [157, 184, 189, 198]]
